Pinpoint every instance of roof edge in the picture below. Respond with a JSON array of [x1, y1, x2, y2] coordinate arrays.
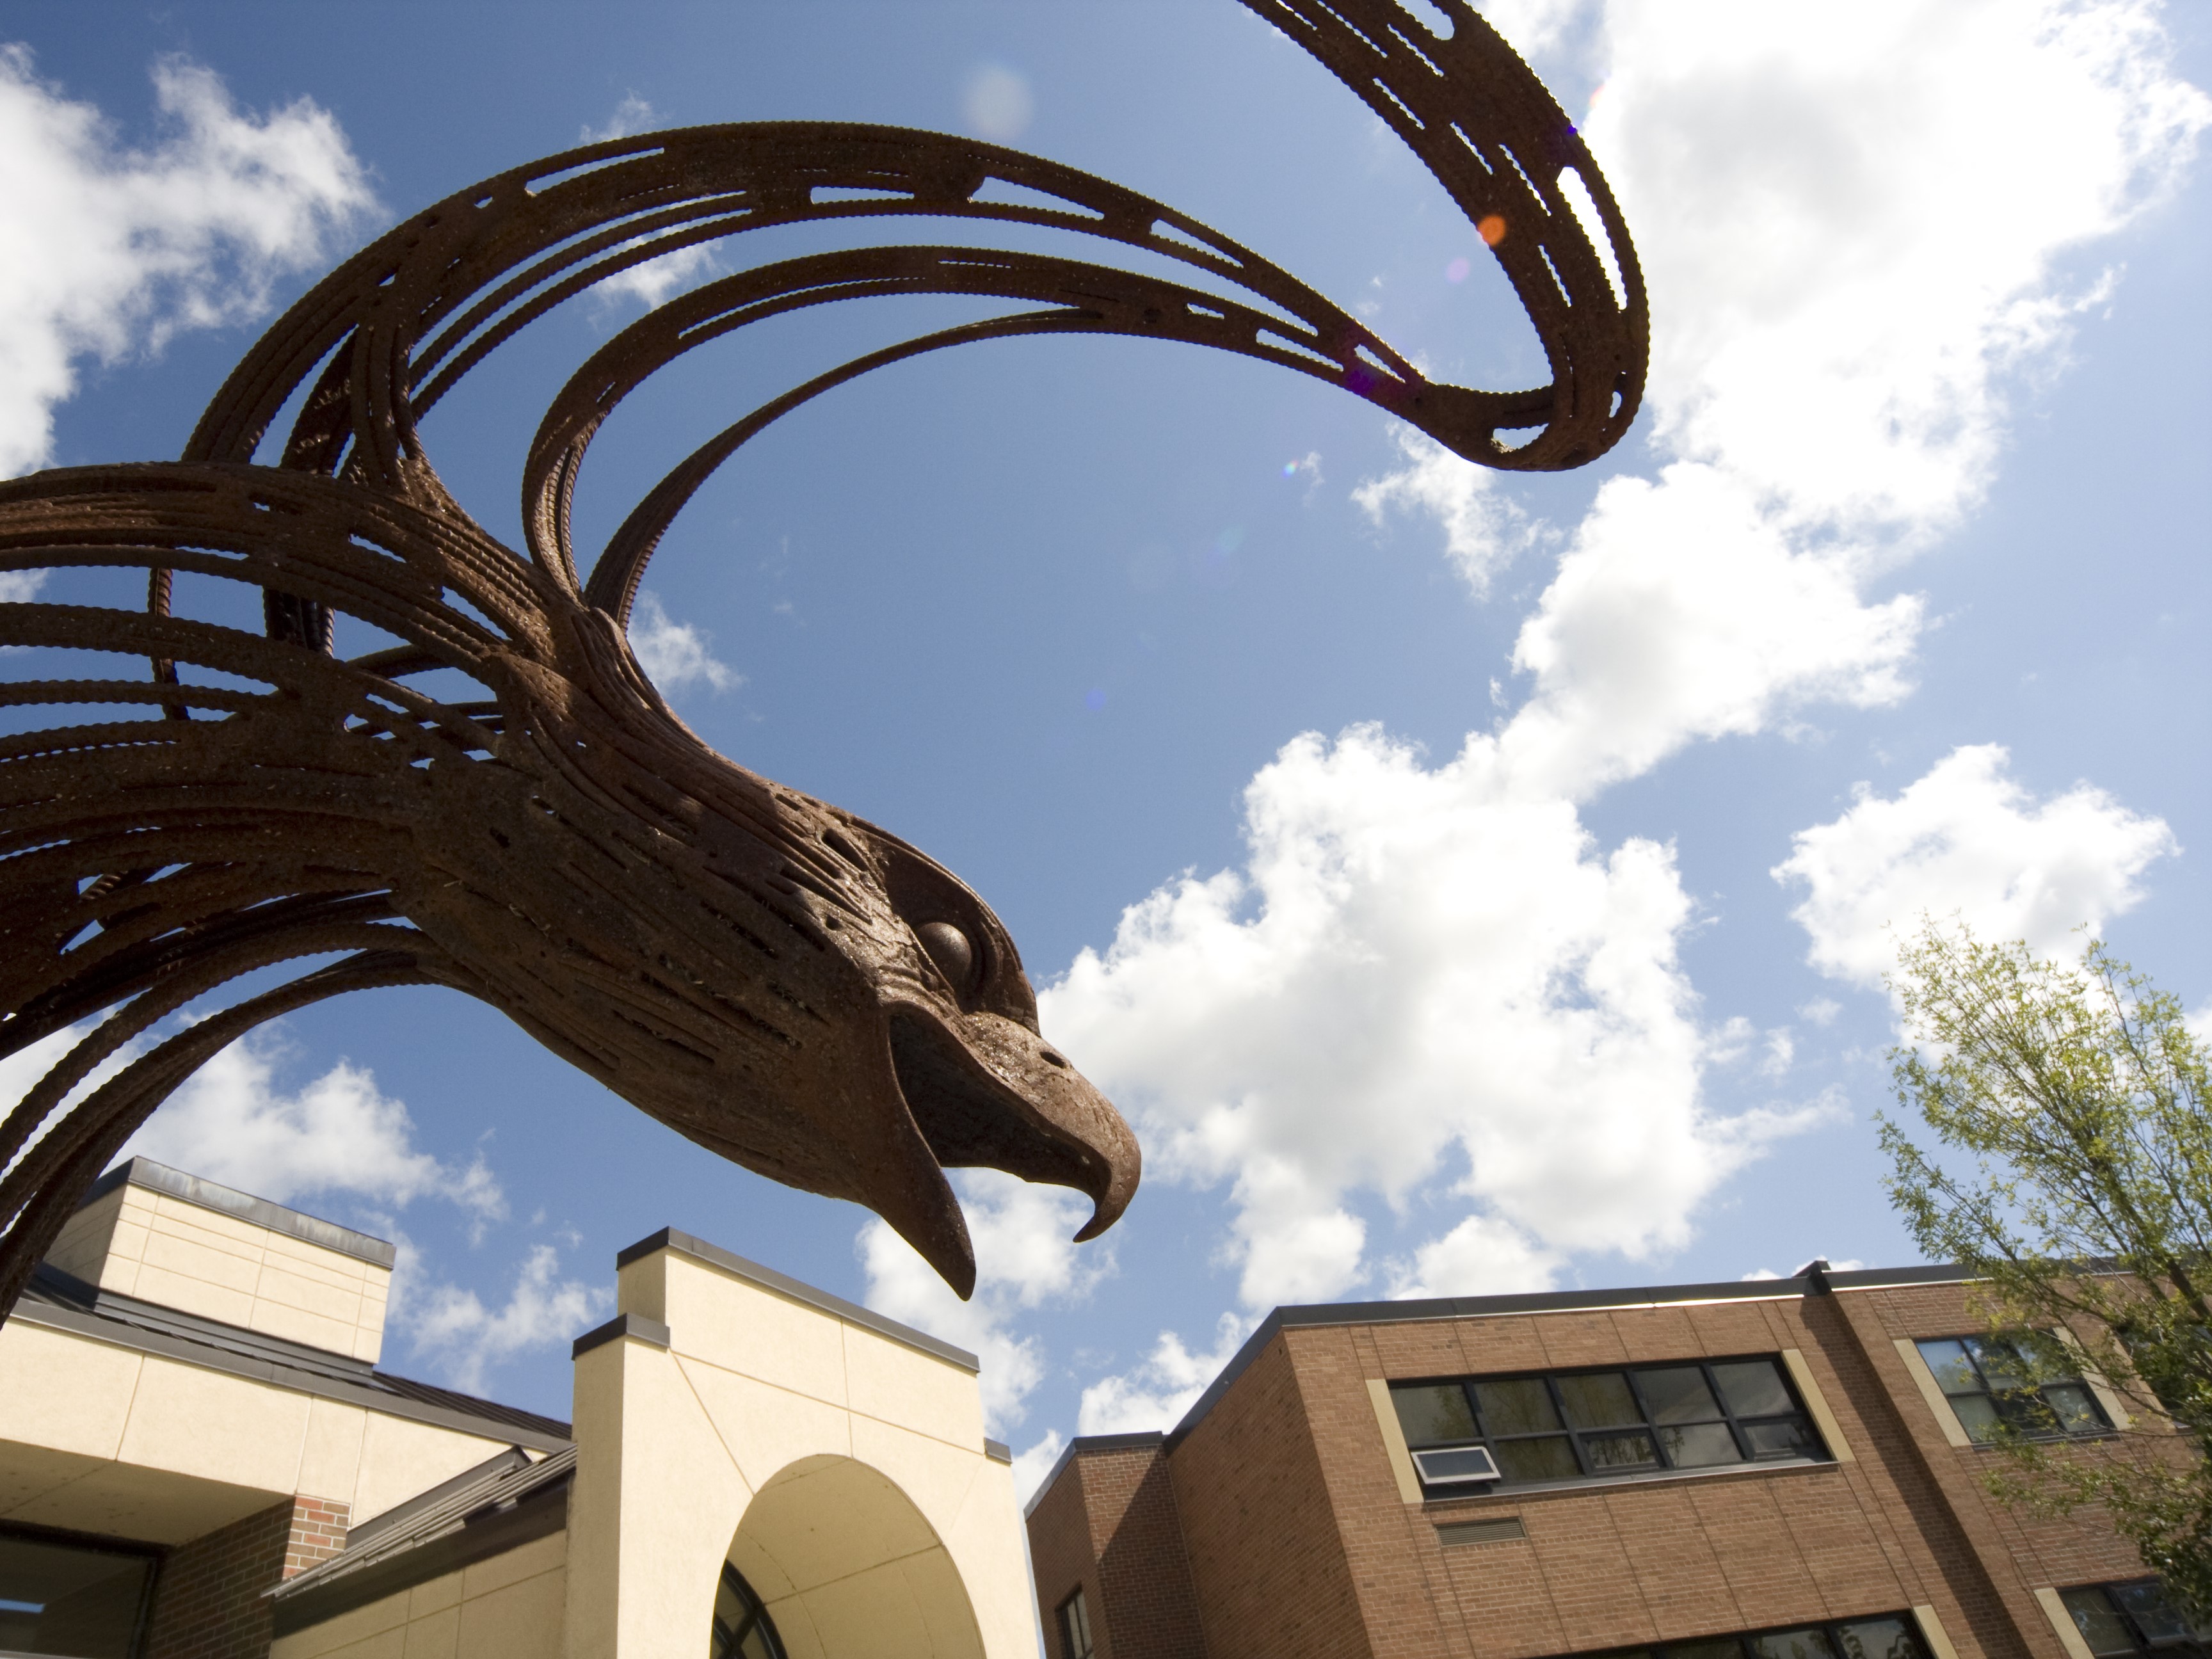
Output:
[[1022, 1431, 1166, 1519], [84, 1158, 396, 1267], [1162, 1263, 1981, 1450], [616, 1228, 979, 1374]]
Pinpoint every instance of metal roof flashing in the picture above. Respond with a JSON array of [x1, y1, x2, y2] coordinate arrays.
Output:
[[1155, 1263, 1980, 1452], [82, 1157, 396, 1268], [614, 1227, 980, 1373]]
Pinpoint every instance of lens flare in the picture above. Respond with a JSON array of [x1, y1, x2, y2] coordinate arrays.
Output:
[[1477, 214, 1507, 248]]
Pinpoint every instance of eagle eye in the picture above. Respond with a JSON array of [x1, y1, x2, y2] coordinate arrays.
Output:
[[916, 920, 976, 990]]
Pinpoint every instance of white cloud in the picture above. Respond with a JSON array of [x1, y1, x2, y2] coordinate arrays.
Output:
[[627, 589, 741, 693], [1591, 0, 2208, 541], [402, 1242, 608, 1395], [581, 94, 656, 144], [1010, 1431, 1065, 1507], [1076, 1313, 1251, 1437], [591, 242, 718, 311], [961, 65, 1033, 143], [1045, 725, 1797, 1309], [1773, 743, 2176, 990], [0, 47, 373, 477], [119, 1030, 508, 1229], [861, 1169, 1113, 1436], [1353, 426, 1539, 596], [1386, 1214, 1563, 1301], [1489, 463, 1923, 801]]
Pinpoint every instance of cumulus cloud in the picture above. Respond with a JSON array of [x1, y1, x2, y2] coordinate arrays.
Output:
[[627, 589, 742, 693], [119, 1030, 508, 1228], [0, 47, 373, 477], [1050, 0, 2203, 1421], [1594, 1, 2208, 542], [1077, 1314, 1251, 1437], [862, 1168, 1113, 1436], [1045, 725, 1803, 1309], [1386, 1214, 1564, 1302], [401, 1242, 609, 1395], [1353, 426, 1540, 595], [1773, 743, 2177, 989]]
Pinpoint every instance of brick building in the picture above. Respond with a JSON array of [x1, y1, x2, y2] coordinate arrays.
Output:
[[1027, 1262, 2192, 1659]]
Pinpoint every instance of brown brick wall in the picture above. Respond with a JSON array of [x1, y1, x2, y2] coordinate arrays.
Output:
[[143, 1494, 349, 1659], [1169, 1333, 1372, 1659], [1025, 1438, 1208, 1659], [1027, 1279, 2177, 1659]]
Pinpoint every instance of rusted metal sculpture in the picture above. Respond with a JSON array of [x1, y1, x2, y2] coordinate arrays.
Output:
[[0, 0, 1644, 1320]]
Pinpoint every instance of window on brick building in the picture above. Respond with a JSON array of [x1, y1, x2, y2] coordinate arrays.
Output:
[[1914, 1334, 2109, 1444], [1564, 1612, 1927, 1659], [710, 1560, 787, 1659], [1390, 1356, 1825, 1493], [2060, 1582, 2207, 1657], [0, 1523, 159, 1658], [1058, 1587, 1096, 1659]]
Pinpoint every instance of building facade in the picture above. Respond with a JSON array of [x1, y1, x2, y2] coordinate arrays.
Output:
[[1, 1157, 1037, 1658], [1027, 1263, 2188, 1659]]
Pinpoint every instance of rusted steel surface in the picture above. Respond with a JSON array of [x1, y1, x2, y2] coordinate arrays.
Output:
[[0, 0, 1642, 1317]]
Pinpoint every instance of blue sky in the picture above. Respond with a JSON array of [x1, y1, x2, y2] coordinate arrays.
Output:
[[1, 1, 2206, 1495]]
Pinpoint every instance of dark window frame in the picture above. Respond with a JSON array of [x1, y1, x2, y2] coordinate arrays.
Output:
[[1391, 1352, 1828, 1495], [1550, 1609, 1930, 1659], [2060, 1580, 2206, 1657], [0, 1518, 163, 1659], [710, 1559, 787, 1659], [1058, 1586, 1096, 1659], [1914, 1333, 2113, 1445]]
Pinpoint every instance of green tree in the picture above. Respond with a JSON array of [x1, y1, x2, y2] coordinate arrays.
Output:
[[1882, 922, 2212, 1612]]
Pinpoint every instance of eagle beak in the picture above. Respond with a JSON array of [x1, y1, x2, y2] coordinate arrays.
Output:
[[886, 1003, 1140, 1246]]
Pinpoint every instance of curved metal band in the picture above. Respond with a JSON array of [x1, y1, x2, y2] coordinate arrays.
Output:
[[176, 0, 1642, 617]]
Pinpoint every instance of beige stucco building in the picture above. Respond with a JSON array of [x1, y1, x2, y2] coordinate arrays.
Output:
[[0, 1157, 1034, 1658]]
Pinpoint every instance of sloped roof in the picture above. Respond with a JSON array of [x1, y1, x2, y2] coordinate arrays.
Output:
[[19, 1263, 572, 1448], [268, 1443, 576, 1635]]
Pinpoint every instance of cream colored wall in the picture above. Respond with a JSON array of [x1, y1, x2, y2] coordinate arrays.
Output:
[[271, 1526, 567, 1659], [563, 1249, 1034, 1659], [0, 1318, 518, 1543], [52, 1183, 391, 1363]]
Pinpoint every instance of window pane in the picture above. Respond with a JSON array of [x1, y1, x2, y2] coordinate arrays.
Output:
[[1834, 1617, 1924, 1659], [2064, 1588, 2145, 1658], [1916, 1339, 1978, 1394], [1661, 1422, 1743, 1468], [1477, 1376, 1563, 1436], [2110, 1582, 2194, 1646], [1493, 1436, 1581, 1483], [1583, 1431, 1659, 1471], [1994, 1390, 2060, 1436], [1637, 1366, 1722, 1423], [1668, 1639, 1748, 1659], [1415, 1447, 1500, 1484], [1743, 1417, 1817, 1458], [1393, 1384, 1478, 1448], [1713, 1359, 1794, 1419], [0, 1534, 154, 1659], [1751, 1626, 1838, 1659], [1948, 1393, 2003, 1443], [1557, 1372, 1642, 1429], [2042, 1383, 2105, 1435], [1967, 1337, 2030, 1392]]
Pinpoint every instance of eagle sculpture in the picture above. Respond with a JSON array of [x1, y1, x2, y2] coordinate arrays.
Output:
[[0, 0, 1644, 1320]]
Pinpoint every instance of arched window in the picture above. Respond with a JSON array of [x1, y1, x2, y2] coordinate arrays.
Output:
[[711, 1560, 787, 1659]]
